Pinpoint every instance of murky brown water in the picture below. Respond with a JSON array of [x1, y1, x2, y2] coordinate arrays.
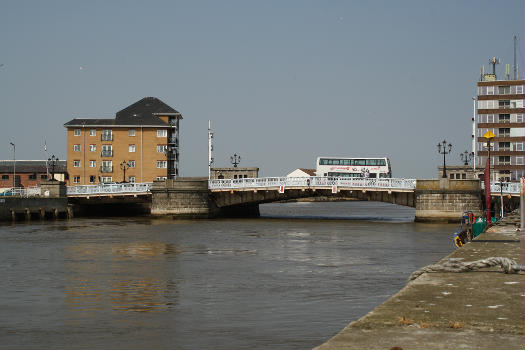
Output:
[[0, 201, 454, 349]]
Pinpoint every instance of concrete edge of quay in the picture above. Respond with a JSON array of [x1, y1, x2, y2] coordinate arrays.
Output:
[[314, 211, 525, 350]]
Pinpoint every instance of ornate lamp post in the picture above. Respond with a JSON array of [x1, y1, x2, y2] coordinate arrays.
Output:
[[9, 142, 15, 187], [47, 155, 59, 181], [120, 161, 130, 183], [437, 140, 452, 178], [230, 153, 241, 168], [460, 150, 473, 165]]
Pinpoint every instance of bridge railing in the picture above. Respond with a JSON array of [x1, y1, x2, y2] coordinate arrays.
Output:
[[0, 186, 42, 197], [482, 181, 521, 195], [209, 177, 417, 190], [67, 182, 152, 196]]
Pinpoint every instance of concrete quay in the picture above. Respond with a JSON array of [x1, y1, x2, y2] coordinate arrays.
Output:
[[315, 212, 525, 350]]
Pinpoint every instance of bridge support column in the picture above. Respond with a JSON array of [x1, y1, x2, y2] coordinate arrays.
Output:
[[414, 179, 482, 222]]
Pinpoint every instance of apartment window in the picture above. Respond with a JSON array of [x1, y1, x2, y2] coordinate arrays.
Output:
[[101, 145, 113, 157], [516, 114, 523, 123], [129, 176, 136, 183], [128, 160, 136, 168], [516, 157, 524, 165], [129, 129, 136, 136], [462, 173, 466, 179], [514, 142, 524, 151], [73, 144, 81, 152], [499, 100, 510, 109], [498, 114, 510, 123], [89, 160, 96, 168], [74, 129, 81, 136], [156, 161, 167, 168], [2, 175, 9, 180], [516, 85, 524, 94], [73, 176, 80, 183], [89, 129, 96, 136], [499, 128, 510, 137], [498, 142, 510, 151], [89, 175, 96, 183], [498, 86, 510, 94], [73, 160, 81, 168], [498, 156, 510, 165], [102, 129, 113, 141], [89, 144, 96, 152], [101, 177, 112, 183], [157, 145, 167, 153], [40, 174, 47, 180], [157, 129, 167, 137], [129, 144, 136, 152], [101, 160, 113, 173]]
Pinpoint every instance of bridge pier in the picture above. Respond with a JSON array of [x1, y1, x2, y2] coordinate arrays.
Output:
[[414, 179, 482, 222]]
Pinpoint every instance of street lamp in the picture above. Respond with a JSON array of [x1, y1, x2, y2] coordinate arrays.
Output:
[[460, 150, 473, 165], [437, 140, 452, 178], [120, 160, 130, 183], [230, 153, 241, 168], [498, 177, 505, 218], [47, 155, 59, 181], [9, 142, 15, 188]]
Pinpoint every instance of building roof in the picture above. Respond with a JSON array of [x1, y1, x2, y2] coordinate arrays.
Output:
[[64, 97, 181, 127], [0, 160, 67, 173], [298, 168, 317, 176]]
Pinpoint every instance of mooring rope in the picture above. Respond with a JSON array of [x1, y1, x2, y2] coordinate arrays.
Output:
[[409, 257, 525, 281]]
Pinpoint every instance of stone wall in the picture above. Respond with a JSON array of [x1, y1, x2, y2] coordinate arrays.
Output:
[[414, 179, 482, 222], [0, 197, 70, 221]]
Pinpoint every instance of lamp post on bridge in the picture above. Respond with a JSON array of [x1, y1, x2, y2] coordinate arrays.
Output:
[[47, 155, 58, 181], [460, 150, 473, 165], [120, 161, 130, 183], [9, 142, 15, 188], [230, 153, 241, 168], [437, 140, 452, 178]]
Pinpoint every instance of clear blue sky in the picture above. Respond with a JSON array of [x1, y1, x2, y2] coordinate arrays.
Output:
[[1, 0, 524, 178]]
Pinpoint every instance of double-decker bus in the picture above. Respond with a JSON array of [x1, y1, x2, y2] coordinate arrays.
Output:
[[316, 157, 392, 178]]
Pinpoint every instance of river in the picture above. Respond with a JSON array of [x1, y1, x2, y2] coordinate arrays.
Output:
[[0, 201, 455, 349]]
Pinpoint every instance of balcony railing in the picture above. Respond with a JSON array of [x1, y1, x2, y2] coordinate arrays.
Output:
[[101, 134, 113, 141], [101, 150, 113, 157], [100, 166, 113, 173]]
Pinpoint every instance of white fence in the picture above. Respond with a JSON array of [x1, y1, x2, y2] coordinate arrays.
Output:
[[483, 181, 521, 196], [209, 177, 417, 191], [67, 182, 152, 196], [0, 187, 41, 197]]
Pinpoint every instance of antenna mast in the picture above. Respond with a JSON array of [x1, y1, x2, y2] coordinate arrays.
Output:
[[514, 35, 518, 80], [489, 57, 500, 78]]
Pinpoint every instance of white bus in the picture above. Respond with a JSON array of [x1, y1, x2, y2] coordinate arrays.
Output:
[[316, 157, 392, 178]]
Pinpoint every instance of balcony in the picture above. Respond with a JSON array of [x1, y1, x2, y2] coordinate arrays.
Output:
[[101, 150, 113, 157], [101, 134, 113, 141], [100, 166, 113, 173]]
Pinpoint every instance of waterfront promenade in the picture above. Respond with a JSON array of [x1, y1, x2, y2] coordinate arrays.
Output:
[[315, 212, 525, 350]]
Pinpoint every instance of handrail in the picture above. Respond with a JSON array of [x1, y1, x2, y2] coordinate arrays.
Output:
[[67, 182, 152, 195], [0, 187, 42, 197]]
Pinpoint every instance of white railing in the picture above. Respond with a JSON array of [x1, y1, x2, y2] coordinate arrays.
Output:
[[209, 177, 417, 191], [0, 187, 42, 197], [67, 182, 152, 196], [483, 181, 521, 195]]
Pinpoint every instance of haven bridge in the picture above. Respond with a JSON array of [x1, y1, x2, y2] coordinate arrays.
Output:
[[63, 177, 521, 221]]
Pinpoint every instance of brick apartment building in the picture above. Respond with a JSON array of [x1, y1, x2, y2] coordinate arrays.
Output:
[[64, 97, 182, 185], [0, 160, 67, 188]]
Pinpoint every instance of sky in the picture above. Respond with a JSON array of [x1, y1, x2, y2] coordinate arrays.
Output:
[[1, 0, 524, 178]]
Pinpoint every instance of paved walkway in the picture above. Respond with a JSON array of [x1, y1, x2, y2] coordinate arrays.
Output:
[[315, 212, 525, 350]]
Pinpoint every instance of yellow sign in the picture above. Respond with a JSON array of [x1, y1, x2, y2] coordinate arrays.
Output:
[[483, 131, 495, 139]]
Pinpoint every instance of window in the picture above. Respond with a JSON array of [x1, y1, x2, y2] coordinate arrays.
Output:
[[2, 175, 9, 180], [129, 176, 135, 183], [498, 156, 510, 165], [498, 86, 510, 94], [128, 160, 136, 168], [73, 176, 80, 183], [449, 173, 454, 179], [129, 129, 136, 136], [101, 145, 113, 157], [499, 128, 510, 137], [40, 174, 47, 180], [498, 114, 510, 123], [89, 160, 96, 168], [129, 144, 136, 152], [157, 129, 167, 137], [516, 85, 524, 94], [516, 157, 524, 165], [498, 142, 510, 151], [74, 129, 81, 136], [514, 142, 524, 151], [102, 129, 113, 141], [499, 100, 510, 109], [29, 173, 37, 180], [73, 160, 81, 167], [89, 144, 96, 152], [156, 176, 167, 180], [89, 129, 96, 136], [89, 175, 96, 183], [157, 145, 167, 153], [157, 161, 167, 168], [462, 174, 466, 179], [73, 144, 81, 152], [101, 176, 112, 183], [101, 161, 113, 173]]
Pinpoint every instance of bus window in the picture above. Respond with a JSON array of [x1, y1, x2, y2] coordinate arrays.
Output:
[[355, 159, 366, 166]]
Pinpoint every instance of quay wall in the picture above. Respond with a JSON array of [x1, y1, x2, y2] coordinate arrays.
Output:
[[0, 197, 70, 221]]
